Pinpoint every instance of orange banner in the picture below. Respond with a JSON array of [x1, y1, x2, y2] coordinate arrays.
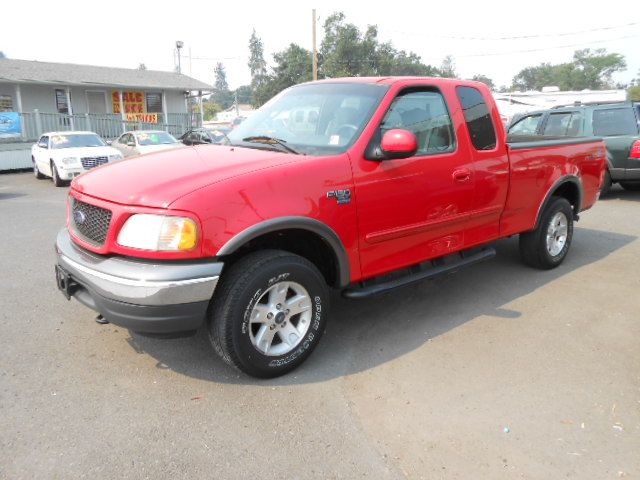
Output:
[[125, 113, 158, 123], [112, 91, 147, 115]]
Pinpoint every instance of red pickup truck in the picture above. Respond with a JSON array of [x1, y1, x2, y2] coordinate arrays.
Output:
[[55, 77, 605, 377]]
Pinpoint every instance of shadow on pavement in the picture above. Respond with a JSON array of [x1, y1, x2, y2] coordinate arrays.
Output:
[[600, 184, 640, 202], [126, 226, 637, 385]]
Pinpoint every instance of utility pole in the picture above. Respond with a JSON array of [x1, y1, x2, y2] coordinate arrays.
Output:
[[312, 9, 318, 81], [175, 40, 184, 74]]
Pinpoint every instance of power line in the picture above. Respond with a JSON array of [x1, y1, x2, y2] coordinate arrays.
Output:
[[385, 21, 639, 41]]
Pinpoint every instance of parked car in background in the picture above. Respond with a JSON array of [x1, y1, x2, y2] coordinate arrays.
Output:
[[230, 116, 246, 129], [180, 127, 230, 146], [508, 102, 640, 193], [31, 131, 123, 187], [55, 77, 605, 378], [111, 130, 183, 157]]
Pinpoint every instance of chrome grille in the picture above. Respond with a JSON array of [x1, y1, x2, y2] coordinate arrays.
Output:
[[80, 156, 108, 169], [71, 198, 112, 246]]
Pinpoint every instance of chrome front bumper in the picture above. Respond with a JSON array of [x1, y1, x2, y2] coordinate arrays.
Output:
[[55, 228, 223, 333]]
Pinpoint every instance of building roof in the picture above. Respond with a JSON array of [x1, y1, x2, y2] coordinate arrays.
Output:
[[0, 58, 212, 91]]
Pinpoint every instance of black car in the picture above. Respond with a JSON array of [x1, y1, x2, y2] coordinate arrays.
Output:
[[508, 101, 640, 194], [180, 127, 231, 146]]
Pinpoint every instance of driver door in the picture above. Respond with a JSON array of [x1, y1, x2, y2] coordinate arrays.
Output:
[[351, 87, 475, 278]]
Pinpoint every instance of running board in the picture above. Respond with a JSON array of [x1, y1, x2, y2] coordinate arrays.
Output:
[[343, 247, 496, 299]]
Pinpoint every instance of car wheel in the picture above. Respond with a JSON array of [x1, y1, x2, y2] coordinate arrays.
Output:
[[51, 162, 66, 187], [33, 158, 45, 179], [209, 249, 329, 378], [519, 196, 574, 270], [600, 169, 612, 196], [619, 182, 640, 191]]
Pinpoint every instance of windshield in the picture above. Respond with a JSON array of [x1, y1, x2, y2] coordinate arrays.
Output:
[[50, 133, 106, 149], [227, 83, 388, 155], [137, 132, 178, 146]]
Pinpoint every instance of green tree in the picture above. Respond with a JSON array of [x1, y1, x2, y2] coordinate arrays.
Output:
[[254, 43, 313, 106], [471, 74, 495, 89], [213, 62, 233, 109], [440, 55, 457, 78], [202, 101, 222, 121], [512, 49, 626, 91], [234, 85, 253, 104], [628, 85, 640, 101], [248, 29, 268, 107]]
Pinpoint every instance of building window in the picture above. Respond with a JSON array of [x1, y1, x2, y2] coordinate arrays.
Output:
[[0, 95, 13, 112], [146, 93, 163, 113], [55, 89, 70, 114]]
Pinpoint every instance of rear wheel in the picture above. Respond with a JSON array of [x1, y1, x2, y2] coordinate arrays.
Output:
[[619, 182, 640, 191], [600, 169, 612, 196], [519, 197, 574, 270], [209, 250, 329, 378]]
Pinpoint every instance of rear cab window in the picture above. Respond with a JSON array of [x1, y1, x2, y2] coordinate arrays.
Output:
[[456, 86, 497, 150], [592, 108, 639, 136]]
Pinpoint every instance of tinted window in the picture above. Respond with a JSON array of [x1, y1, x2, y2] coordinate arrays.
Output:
[[381, 90, 455, 154], [456, 86, 496, 150], [543, 112, 582, 136], [509, 114, 542, 135], [146, 93, 163, 113], [593, 108, 638, 136]]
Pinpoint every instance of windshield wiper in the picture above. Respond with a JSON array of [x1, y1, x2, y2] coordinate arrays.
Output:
[[241, 136, 300, 154]]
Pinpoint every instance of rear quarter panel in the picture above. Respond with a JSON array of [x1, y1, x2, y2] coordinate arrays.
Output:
[[500, 139, 605, 236]]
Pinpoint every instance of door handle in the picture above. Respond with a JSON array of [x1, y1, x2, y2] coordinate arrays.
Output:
[[452, 169, 471, 182]]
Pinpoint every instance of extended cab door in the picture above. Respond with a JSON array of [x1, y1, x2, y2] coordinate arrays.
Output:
[[455, 86, 509, 246], [350, 84, 475, 279]]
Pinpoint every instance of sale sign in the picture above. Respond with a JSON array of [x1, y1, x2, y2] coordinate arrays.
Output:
[[112, 91, 146, 114], [125, 113, 158, 123]]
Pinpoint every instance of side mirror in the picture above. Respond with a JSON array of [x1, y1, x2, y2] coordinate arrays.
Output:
[[127, 141, 135, 147], [380, 129, 418, 159], [106, 140, 112, 145]]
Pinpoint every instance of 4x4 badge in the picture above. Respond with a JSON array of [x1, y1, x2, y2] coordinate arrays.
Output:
[[326, 189, 351, 204]]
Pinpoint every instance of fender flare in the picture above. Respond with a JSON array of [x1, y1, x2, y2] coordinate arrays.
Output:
[[217, 216, 351, 287], [534, 175, 583, 229]]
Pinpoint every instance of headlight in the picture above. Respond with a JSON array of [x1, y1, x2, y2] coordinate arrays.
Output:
[[109, 154, 123, 161], [117, 214, 198, 251], [61, 157, 79, 165]]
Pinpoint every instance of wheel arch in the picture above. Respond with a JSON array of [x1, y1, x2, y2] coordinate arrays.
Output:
[[216, 217, 350, 288], [534, 175, 583, 229]]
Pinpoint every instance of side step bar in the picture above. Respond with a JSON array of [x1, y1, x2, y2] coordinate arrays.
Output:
[[343, 247, 496, 299]]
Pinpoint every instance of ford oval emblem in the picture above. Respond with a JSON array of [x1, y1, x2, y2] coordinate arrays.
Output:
[[73, 210, 87, 225]]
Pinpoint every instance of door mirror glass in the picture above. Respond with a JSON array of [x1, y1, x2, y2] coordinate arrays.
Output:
[[127, 141, 136, 147], [381, 129, 417, 159]]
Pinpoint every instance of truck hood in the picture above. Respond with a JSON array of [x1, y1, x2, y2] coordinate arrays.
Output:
[[136, 143, 185, 154], [71, 145, 295, 208]]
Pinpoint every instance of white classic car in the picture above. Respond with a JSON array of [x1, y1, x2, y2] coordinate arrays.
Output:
[[32, 131, 123, 186], [110, 130, 184, 157]]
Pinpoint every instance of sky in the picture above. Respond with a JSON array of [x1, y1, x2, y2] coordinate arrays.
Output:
[[2, 0, 639, 90]]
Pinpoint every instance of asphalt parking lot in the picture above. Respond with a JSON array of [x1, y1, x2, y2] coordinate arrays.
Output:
[[1, 171, 639, 479]]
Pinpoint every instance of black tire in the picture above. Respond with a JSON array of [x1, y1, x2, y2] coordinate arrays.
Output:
[[33, 158, 45, 179], [600, 169, 612, 196], [51, 162, 66, 187], [619, 182, 640, 191], [209, 250, 329, 378], [519, 197, 574, 270]]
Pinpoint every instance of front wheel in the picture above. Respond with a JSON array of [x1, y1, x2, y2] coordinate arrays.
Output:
[[209, 250, 329, 378], [51, 162, 66, 187], [519, 197, 574, 270], [33, 158, 45, 179]]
